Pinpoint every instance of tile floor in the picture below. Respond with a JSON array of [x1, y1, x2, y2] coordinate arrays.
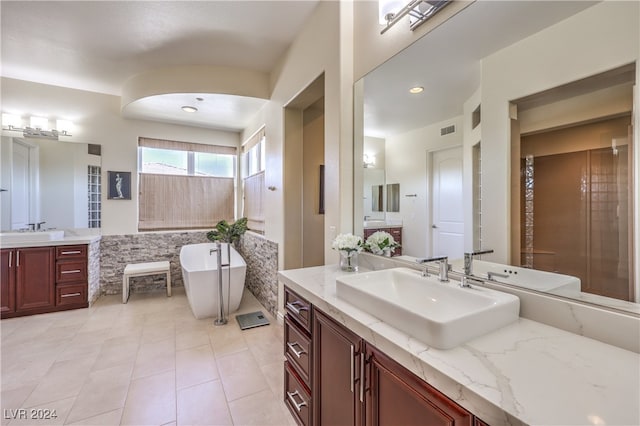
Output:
[[1, 288, 294, 426]]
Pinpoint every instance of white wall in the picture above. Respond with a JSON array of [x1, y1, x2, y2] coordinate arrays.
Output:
[[1, 77, 241, 235], [385, 116, 463, 257], [262, 1, 353, 269], [479, 1, 640, 270]]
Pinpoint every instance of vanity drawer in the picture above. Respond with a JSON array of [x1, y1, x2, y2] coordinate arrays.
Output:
[[56, 245, 87, 260], [284, 361, 312, 426], [56, 260, 88, 283], [285, 286, 312, 333], [285, 316, 312, 386], [56, 283, 87, 306]]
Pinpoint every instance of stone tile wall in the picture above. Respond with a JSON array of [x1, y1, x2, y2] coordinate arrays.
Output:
[[100, 231, 209, 295], [99, 230, 279, 317], [236, 232, 279, 317], [88, 239, 101, 305]]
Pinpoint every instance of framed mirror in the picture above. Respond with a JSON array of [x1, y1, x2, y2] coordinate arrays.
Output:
[[353, 1, 639, 314]]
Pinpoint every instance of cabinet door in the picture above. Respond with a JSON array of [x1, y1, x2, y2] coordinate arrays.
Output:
[[15, 247, 55, 312], [313, 309, 363, 426], [1, 249, 16, 314], [366, 344, 473, 426]]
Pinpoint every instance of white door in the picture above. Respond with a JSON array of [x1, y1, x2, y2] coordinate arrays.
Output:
[[431, 147, 464, 258], [12, 142, 31, 229]]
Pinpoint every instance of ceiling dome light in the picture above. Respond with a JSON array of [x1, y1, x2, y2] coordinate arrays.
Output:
[[409, 86, 424, 94], [181, 106, 198, 113]]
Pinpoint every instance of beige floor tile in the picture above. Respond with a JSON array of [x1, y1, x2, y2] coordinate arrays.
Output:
[[177, 380, 232, 426], [66, 408, 123, 425], [1, 289, 287, 426], [120, 370, 176, 426], [132, 337, 175, 380], [216, 349, 270, 402], [176, 327, 210, 351], [91, 335, 140, 372], [0, 382, 38, 422], [176, 344, 219, 390], [23, 357, 94, 408], [228, 389, 294, 426], [209, 324, 248, 357], [261, 360, 285, 396], [65, 363, 132, 424], [7, 396, 75, 426]]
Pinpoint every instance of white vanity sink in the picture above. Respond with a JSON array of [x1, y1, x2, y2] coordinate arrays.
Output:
[[336, 267, 520, 349], [363, 220, 387, 228], [0, 230, 65, 243], [450, 259, 581, 293]]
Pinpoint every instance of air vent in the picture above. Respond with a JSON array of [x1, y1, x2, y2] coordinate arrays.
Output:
[[440, 125, 456, 136], [88, 144, 101, 156]]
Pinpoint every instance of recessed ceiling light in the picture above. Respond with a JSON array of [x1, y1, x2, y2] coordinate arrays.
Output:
[[182, 106, 198, 113], [409, 86, 424, 94]]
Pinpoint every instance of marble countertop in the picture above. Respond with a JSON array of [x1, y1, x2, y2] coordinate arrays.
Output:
[[0, 229, 101, 249], [278, 264, 640, 426]]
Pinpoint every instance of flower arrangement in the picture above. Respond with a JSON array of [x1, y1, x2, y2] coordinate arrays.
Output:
[[332, 233, 363, 254], [364, 231, 400, 256]]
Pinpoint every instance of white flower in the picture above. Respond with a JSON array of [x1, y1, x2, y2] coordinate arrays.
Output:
[[365, 231, 400, 255], [332, 233, 363, 253]]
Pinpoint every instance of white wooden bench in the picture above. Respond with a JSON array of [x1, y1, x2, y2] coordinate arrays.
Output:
[[122, 261, 171, 303]]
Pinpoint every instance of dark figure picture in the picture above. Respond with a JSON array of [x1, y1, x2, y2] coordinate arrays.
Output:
[[108, 171, 131, 200]]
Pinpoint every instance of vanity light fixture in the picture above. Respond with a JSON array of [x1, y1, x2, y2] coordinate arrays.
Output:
[[182, 106, 198, 113], [380, 0, 451, 35], [409, 86, 424, 94], [1, 113, 73, 140]]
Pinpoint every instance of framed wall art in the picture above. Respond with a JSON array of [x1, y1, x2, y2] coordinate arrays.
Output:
[[107, 171, 131, 200]]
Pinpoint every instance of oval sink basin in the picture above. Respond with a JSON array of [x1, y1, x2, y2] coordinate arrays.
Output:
[[336, 267, 520, 349], [0, 230, 65, 243]]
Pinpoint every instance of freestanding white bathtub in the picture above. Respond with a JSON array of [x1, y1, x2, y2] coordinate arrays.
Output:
[[179, 243, 247, 319]]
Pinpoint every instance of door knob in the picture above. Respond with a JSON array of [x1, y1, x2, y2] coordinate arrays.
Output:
[[432, 225, 438, 228]]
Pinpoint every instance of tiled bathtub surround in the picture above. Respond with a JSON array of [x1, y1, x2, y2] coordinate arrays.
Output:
[[99, 230, 280, 319], [99, 231, 208, 295], [87, 239, 101, 305], [236, 232, 279, 317]]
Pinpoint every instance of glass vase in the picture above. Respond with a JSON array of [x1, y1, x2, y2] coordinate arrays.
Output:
[[339, 250, 359, 272]]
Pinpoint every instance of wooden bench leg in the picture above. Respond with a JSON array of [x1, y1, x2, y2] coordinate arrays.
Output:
[[123, 275, 129, 304]]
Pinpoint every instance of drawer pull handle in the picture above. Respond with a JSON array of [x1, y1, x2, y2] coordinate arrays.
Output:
[[350, 344, 355, 393], [61, 292, 81, 298], [8, 251, 12, 268], [360, 352, 365, 403], [61, 251, 81, 255], [286, 390, 307, 412], [286, 341, 306, 358], [16, 251, 20, 267], [286, 301, 309, 316], [61, 269, 82, 274]]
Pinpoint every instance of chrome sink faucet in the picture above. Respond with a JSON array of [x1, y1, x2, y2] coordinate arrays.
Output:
[[416, 256, 449, 282], [463, 249, 494, 276]]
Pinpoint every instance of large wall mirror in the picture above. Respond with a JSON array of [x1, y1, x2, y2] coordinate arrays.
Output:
[[354, 1, 639, 314], [0, 136, 102, 231]]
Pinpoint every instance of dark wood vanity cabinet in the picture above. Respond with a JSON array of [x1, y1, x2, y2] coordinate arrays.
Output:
[[283, 285, 488, 426], [1, 244, 88, 319], [313, 309, 364, 426], [1, 247, 55, 316], [366, 344, 473, 426]]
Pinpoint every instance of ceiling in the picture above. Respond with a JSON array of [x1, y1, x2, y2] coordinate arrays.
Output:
[[362, 1, 599, 138], [0, 1, 319, 132]]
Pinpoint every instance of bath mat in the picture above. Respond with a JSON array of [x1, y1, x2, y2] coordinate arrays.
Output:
[[236, 311, 270, 330]]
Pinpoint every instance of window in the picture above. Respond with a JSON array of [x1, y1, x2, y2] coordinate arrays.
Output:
[[138, 137, 237, 231], [241, 127, 266, 233]]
